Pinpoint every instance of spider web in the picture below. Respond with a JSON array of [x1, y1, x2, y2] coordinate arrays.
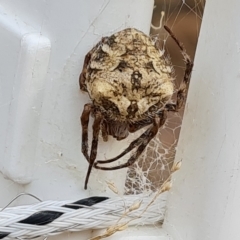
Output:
[[125, 0, 205, 195]]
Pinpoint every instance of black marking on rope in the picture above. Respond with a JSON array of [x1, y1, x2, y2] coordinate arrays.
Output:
[[0, 196, 109, 239], [0, 233, 10, 239], [19, 210, 63, 225], [18, 196, 108, 225], [63, 196, 108, 209]]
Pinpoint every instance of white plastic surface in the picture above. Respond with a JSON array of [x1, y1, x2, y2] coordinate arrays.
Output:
[[0, 1, 159, 239], [0, 0, 154, 197], [0, 4, 42, 183], [2, 34, 51, 184], [164, 0, 240, 239]]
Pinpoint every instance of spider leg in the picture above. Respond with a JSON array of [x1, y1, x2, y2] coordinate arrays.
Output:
[[81, 103, 93, 162], [128, 119, 153, 133], [94, 111, 167, 170], [79, 52, 92, 91], [94, 127, 152, 165], [101, 119, 108, 142], [84, 111, 103, 189], [94, 112, 165, 165], [128, 111, 165, 133], [79, 37, 108, 91], [164, 25, 194, 112]]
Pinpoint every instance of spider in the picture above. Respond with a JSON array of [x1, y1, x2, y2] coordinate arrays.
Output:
[[79, 26, 193, 189]]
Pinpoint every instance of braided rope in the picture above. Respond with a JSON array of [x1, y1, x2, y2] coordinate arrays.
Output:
[[0, 192, 167, 239]]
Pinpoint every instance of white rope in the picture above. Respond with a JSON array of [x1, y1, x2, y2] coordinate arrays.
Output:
[[0, 192, 168, 239]]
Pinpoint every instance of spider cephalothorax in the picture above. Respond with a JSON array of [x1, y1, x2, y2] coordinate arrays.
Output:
[[80, 26, 193, 189]]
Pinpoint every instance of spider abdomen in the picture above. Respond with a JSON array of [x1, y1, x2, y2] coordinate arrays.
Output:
[[80, 28, 175, 122], [80, 26, 193, 189]]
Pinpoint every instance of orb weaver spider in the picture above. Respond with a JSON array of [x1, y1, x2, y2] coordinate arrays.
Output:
[[79, 26, 193, 189]]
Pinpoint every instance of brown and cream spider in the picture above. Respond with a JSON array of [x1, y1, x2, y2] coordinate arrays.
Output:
[[79, 26, 193, 189]]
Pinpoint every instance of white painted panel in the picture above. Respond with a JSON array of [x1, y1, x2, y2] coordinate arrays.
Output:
[[164, 0, 240, 239], [0, 1, 159, 239], [2, 34, 51, 184]]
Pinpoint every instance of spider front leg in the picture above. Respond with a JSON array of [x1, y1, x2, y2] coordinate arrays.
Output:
[[94, 111, 166, 165], [94, 111, 167, 171], [81, 104, 103, 189], [81, 103, 92, 162], [84, 111, 103, 190], [164, 26, 194, 112]]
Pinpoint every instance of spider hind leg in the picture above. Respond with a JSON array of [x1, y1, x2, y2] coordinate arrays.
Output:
[[164, 25, 194, 112]]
